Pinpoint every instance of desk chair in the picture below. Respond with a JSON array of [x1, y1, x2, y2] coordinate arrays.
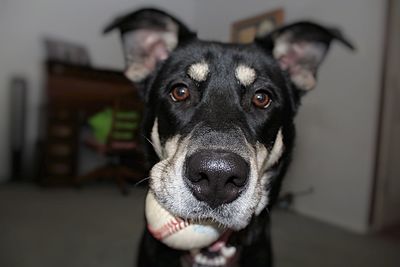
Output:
[[75, 96, 146, 195]]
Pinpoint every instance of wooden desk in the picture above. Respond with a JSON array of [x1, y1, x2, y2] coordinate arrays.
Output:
[[39, 61, 144, 185]]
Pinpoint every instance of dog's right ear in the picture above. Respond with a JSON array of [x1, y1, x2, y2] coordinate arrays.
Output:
[[103, 8, 195, 83]]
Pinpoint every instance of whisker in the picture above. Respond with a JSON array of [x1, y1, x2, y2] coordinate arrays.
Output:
[[134, 177, 150, 187], [144, 136, 155, 147]]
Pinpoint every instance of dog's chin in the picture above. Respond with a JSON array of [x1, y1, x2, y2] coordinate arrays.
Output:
[[167, 200, 255, 231], [190, 204, 255, 231]]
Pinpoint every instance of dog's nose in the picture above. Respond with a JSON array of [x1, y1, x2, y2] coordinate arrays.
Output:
[[185, 151, 249, 208]]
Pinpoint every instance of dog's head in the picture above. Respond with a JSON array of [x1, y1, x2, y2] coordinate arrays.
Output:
[[105, 9, 354, 230]]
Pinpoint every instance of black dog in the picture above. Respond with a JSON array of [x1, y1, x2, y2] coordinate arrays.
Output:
[[104, 8, 354, 267]]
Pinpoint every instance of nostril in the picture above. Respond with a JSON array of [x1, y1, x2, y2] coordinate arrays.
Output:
[[226, 175, 247, 187], [190, 172, 209, 183], [199, 172, 208, 182]]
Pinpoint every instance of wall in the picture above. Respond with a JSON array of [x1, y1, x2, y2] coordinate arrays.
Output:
[[0, 0, 195, 182], [194, 0, 386, 232]]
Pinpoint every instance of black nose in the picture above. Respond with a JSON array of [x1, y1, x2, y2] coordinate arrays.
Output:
[[185, 151, 249, 208]]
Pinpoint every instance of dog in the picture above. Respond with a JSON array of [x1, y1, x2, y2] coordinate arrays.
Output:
[[104, 8, 354, 267]]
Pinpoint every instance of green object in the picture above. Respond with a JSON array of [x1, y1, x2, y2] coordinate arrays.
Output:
[[115, 111, 139, 120], [88, 108, 139, 144]]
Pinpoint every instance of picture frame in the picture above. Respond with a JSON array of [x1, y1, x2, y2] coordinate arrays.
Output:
[[231, 9, 284, 44]]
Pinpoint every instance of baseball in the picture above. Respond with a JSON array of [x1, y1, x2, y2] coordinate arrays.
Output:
[[145, 190, 224, 250]]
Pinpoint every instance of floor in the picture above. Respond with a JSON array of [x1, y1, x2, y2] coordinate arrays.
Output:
[[0, 184, 399, 267]]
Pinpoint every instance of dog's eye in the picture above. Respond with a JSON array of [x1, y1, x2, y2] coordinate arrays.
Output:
[[252, 91, 271, 109], [170, 85, 190, 102]]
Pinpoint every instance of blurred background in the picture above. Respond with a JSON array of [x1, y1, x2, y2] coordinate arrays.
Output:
[[0, 0, 399, 266]]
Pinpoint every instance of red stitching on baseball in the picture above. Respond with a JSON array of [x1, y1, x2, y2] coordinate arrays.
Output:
[[148, 217, 190, 240]]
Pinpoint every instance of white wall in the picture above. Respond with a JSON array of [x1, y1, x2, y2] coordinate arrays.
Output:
[[194, 0, 386, 233], [0, 0, 195, 182]]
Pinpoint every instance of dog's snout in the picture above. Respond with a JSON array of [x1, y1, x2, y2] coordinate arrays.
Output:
[[185, 151, 249, 208]]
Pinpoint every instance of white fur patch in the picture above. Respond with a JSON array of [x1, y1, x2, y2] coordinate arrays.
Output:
[[291, 69, 316, 91], [255, 128, 285, 214], [235, 65, 256, 86], [151, 118, 163, 158], [255, 172, 273, 215], [124, 63, 151, 82], [273, 33, 292, 67], [264, 129, 284, 171], [188, 62, 209, 82], [149, 134, 189, 217]]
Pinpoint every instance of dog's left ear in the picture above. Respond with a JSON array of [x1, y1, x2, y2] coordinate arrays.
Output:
[[103, 8, 195, 82], [256, 22, 355, 91]]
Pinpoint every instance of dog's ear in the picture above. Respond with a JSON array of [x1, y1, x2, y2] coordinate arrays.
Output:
[[256, 22, 355, 91], [103, 8, 195, 82]]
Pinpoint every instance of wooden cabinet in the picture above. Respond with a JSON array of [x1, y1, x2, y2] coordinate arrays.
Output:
[[38, 62, 144, 185]]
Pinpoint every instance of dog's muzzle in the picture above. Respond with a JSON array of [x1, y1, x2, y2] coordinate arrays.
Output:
[[184, 150, 249, 208]]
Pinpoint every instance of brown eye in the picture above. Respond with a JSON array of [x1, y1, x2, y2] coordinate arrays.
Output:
[[170, 85, 190, 102], [252, 91, 271, 109]]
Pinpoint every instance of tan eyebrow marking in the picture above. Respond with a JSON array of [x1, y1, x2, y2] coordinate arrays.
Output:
[[235, 65, 256, 86], [187, 61, 209, 82]]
